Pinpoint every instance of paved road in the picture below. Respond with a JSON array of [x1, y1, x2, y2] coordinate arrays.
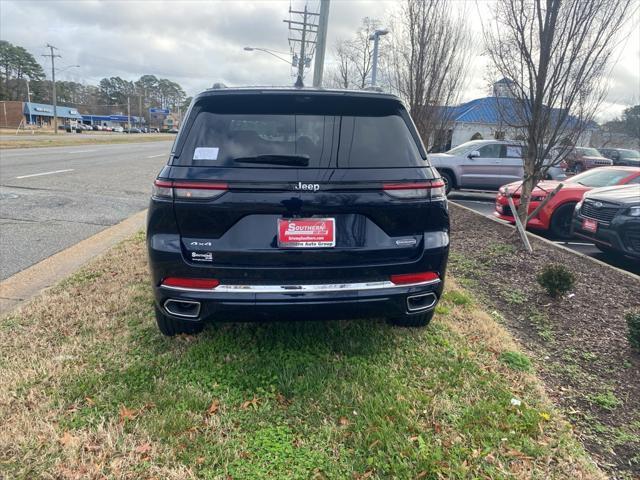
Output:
[[0, 141, 172, 280], [449, 192, 640, 276]]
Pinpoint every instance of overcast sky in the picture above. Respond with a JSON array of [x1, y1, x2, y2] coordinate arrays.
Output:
[[1, 0, 638, 121]]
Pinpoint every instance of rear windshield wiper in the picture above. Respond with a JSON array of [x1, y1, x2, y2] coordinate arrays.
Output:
[[232, 155, 309, 167]]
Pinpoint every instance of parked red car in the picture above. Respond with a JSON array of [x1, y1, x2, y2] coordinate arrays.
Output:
[[494, 166, 640, 238]]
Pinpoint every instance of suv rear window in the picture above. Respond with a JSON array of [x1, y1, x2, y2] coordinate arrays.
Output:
[[338, 115, 424, 168], [174, 93, 426, 168], [177, 113, 333, 168]]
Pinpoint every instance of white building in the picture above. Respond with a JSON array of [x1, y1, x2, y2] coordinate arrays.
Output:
[[434, 79, 597, 151]]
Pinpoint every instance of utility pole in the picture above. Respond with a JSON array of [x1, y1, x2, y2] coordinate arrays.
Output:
[[139, 92, 143, 128], [25, 79, 32, 124], [284, 4, 318, 86], [312, 0, 331, 87], [298, 5, 308, 82], [127, 96, 131, 130], [42, 44, 61, 134]]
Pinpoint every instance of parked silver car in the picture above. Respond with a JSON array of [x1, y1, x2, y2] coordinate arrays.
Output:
[[429, 140, 567, 194]]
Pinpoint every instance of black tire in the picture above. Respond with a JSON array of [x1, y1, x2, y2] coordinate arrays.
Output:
[[388, 309, 435, 328], [440, 171, 454, 195], [154, 305, 205, 336], [549, 202, 577, 239], [594, 243, 623, 258]]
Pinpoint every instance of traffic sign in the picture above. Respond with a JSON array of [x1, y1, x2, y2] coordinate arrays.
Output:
[[149, 107, 170, 115]]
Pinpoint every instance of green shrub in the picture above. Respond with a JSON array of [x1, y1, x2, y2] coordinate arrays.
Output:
[[536, 264, 575, 298], [626, 310, 640, 351]]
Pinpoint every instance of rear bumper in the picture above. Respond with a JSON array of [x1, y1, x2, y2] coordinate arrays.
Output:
[[155, 278, 443, 322], [148, 230, 448, 322]]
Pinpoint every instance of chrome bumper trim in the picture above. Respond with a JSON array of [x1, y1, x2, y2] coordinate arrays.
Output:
[[161, 278, 440, 293]]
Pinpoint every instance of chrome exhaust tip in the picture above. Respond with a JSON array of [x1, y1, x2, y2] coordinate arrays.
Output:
[[406, 292, 437, 313], [164, 299, 201, 318]]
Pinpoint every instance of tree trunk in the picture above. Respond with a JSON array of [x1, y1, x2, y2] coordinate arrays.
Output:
[[517, 151, 538, 229]]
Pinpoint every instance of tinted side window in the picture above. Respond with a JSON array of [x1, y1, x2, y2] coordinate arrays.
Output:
[[177, 113, 333, 167], [477, 144, 502, 157], [338, 115, 425, 167]]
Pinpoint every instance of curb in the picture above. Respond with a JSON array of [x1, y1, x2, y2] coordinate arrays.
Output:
[[0, 209, 148, 316], [448, 191, 496, 202], [450, 201, 639, 281]]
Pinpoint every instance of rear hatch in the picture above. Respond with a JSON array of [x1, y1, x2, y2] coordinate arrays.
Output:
[[163, 91, 445, 278]]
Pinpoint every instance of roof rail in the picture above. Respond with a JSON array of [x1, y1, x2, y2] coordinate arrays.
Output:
[[211, 82, 227, 89], [363, 86, 384, 93]]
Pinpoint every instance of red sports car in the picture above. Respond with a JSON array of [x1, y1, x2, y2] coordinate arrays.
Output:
[[495, 166, 640, 238]]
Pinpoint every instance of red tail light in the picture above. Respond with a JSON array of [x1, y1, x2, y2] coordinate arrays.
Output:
[[383, 180, 446, 199], [152, 179, 173, 198], [173, 181, 228, 200], [172, 181, 228, 190], [390, 271, 439, 285], [161, 277, 220, 290], [152, 179, 228, 200]]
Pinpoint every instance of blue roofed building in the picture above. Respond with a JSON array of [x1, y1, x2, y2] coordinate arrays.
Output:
[[24, 102, 82, 126], [432, 79, 598, 152], [81, 114, 144, 127], [0, 100, 146, 129]]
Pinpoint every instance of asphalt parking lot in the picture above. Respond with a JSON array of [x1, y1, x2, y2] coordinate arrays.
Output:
[[448, 191, 640, 276], [1, 147, 637, 281], [0, 141, 172, 280]]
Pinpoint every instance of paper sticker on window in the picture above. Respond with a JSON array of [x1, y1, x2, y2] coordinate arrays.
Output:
[[193, 147, 219, 160]]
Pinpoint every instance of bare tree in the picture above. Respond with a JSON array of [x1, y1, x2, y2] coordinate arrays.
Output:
[[484, 0, 634, 229], [388, 0, 471, 149], [330, 40, 353, 89], [327, 17, 383, 89]]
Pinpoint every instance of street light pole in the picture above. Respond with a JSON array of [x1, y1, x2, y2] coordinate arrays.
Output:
[[369, 29, 389, 87], [243, 47, 292, 65]]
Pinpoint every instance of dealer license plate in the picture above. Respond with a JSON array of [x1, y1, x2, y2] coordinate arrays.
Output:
[[278, 218, 336, 248], [582, 218, 598, 233]]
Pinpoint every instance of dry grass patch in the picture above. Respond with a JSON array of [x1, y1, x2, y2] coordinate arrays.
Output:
[[0, 232, 603, 479], [0, 134, 172, 149]]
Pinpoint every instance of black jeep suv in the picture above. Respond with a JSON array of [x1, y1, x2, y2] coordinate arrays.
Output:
[[147, 87, 449, 336]]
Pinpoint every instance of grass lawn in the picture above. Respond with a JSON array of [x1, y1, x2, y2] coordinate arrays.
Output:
[[0, 133, 173, 149], [0, 233, 602, 479]]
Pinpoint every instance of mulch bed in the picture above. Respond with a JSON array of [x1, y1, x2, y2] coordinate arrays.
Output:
[[448, 203, 640, 478]]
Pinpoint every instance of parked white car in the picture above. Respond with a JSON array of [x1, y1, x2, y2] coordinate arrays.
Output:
[[429, 140, 567, 194], [112, 126, 124, 133]]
